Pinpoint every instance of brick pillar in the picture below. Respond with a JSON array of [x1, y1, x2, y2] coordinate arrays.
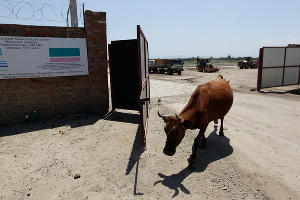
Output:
[[84, 11, 109, 114]]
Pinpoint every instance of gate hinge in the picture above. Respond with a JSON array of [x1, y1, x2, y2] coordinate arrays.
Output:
[[140, 98, 150, 104]]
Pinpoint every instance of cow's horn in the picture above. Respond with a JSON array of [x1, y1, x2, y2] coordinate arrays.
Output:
[[158, 111, 167, 122], [175, 113, 182, 121]]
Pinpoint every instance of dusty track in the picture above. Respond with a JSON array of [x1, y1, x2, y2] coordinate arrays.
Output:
[[0, 66, 299, 199]]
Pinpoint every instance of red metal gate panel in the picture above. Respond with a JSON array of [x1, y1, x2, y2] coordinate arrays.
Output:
[[137, 25, 150, 146], [108, 25, 150, 147]]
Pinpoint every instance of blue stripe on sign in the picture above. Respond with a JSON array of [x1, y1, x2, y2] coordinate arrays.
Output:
[[0, 70, 8, 71], [0, 66, 8, 67], [49, 48, 80, 57]]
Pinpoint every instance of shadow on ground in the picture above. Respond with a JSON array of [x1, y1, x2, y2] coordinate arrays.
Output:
[[103, 109, 145, 195], [0, 110, 141, 138], [0, 113, 102, 138], [125, 123, 145, 195], [155, 125, 233, 197], [260, 88, 300, 95], [104, 110, 140, 124], [106, 109, 144, 194]]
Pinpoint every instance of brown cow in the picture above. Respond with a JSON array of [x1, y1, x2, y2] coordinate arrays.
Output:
[[158, 74, 233, 170]]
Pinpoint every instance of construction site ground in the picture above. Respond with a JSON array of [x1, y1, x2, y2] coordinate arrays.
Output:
[[1, 65, 299, 200]]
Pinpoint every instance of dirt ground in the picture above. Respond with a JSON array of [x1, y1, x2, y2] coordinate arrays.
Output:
[[1, 65, 300, 200]]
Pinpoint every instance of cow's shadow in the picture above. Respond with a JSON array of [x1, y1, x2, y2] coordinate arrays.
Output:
[[154, 168, 192, 197], [154, 125, 233, 197]]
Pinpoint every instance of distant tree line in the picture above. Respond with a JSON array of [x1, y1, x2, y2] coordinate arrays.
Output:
[[181, 56, 258, 62], [151, 56, 258, 61]]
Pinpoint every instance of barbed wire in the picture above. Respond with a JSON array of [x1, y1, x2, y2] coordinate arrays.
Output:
[[0, 0, 85, 26], [78, 2, 84, 26]]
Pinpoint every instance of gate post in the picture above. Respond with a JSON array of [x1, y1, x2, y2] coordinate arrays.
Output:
[[257, 48, 263, 92], [84, 11, 109, 113]]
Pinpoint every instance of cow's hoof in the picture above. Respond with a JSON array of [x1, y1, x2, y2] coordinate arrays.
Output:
[[219, 131, 224, 136]]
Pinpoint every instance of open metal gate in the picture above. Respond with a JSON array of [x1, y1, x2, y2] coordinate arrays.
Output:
[[257, 46, 300, 91], [108, 25, 150, 146], [138, 25, 150, 146]]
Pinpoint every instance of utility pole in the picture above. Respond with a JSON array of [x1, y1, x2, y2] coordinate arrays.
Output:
[[69, 0, 78, 27]]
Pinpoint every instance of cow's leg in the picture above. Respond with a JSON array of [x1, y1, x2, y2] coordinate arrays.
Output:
[[219, 118, 224, 136], [199, 132, 206, 149], [188, 124, 208, 170]]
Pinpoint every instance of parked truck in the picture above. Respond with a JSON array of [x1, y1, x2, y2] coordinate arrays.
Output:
[[149, 59, 184, 75]]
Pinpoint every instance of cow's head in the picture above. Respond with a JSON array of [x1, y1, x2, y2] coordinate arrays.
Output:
[[217, 74, 224, 80], [158, 111, 192, 156], [217, 74, 230, 83]]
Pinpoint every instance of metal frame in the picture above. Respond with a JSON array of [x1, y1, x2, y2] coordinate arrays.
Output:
[[137, 25, 150, 147], [257, 46, 300, 91], [257, 48, 263, 91], [299, 63, 300, 84], [282, 48, 287, 86], [108, 44, 115, 110]]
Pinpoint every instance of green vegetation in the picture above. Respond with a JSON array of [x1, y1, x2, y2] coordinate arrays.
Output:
[[182, 57, 258, 66], [151, 57, 258, 66]]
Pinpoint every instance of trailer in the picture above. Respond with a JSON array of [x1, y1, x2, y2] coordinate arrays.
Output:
[[149, 59, 184, 75]]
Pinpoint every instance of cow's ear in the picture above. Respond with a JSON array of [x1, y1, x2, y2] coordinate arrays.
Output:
[[181, 120, 192, 128]]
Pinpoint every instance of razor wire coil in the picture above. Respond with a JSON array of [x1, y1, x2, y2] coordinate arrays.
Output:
[[0, 0, 85, 26]]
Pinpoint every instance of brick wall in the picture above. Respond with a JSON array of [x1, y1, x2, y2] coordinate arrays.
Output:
[[0, 11, 109, 124]]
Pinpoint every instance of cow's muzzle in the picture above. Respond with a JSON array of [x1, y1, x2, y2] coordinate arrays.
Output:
[[163, 146, 176, 156]]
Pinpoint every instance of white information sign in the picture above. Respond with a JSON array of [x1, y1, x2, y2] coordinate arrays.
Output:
[[0, 36, 88, 79]]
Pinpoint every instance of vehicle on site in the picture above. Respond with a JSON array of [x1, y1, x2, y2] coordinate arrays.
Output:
[[287, 44, 300, 47], [238, 57, 257, 69], [196, 57, 219, 73], [149, 59, 184, 75]]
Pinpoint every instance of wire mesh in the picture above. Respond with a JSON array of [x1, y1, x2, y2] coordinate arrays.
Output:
[[0, 0, 85, 27]]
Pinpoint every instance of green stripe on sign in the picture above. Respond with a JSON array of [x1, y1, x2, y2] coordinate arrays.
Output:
[[49, 48, 80, 57]]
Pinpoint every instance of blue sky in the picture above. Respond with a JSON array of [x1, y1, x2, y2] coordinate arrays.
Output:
[[1, 0, 300, 58]]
